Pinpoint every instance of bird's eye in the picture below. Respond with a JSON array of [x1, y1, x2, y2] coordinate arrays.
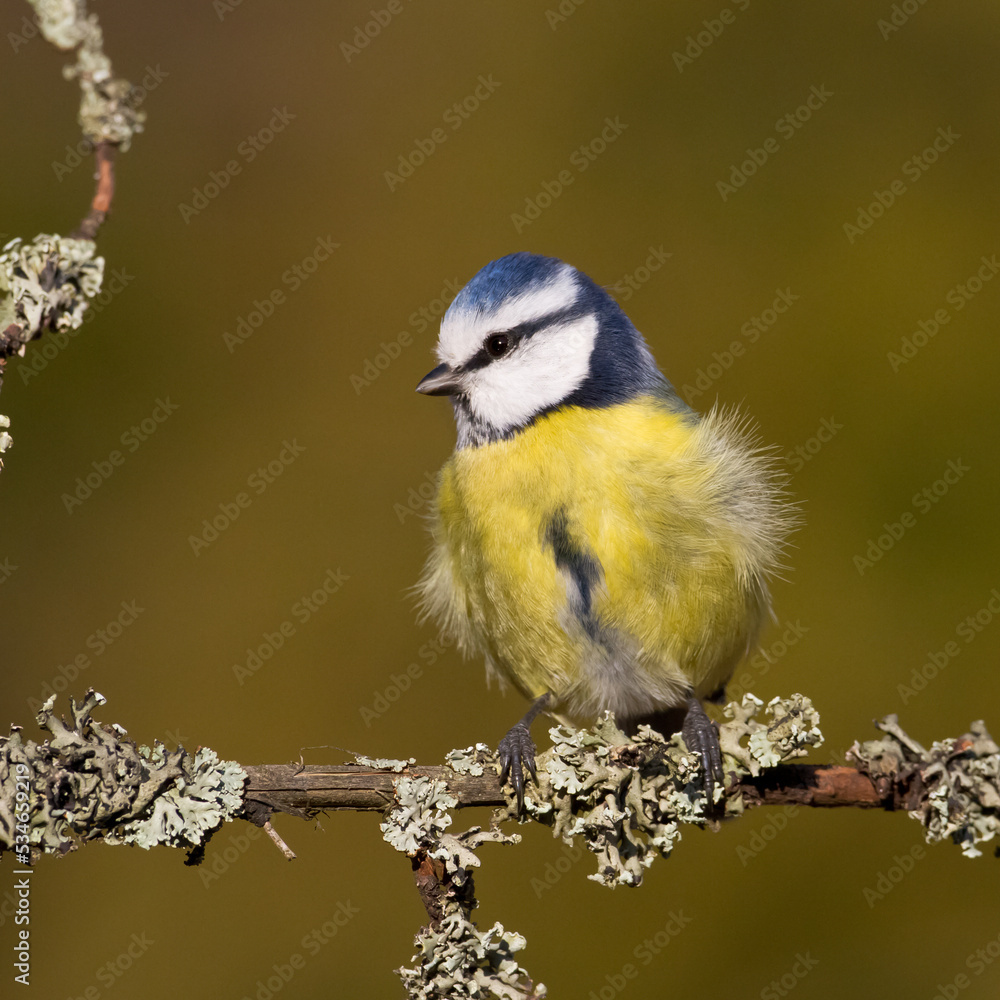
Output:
[[486, 333, 510, 358]]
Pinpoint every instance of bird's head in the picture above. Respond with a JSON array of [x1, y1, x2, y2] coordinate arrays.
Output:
[[417, 252, 671, 447]]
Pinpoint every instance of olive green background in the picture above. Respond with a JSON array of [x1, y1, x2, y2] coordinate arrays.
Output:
[[2, 2, 999, 998]]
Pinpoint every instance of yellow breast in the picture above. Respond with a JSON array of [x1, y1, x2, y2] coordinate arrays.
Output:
[[418, 396, 784, 723]]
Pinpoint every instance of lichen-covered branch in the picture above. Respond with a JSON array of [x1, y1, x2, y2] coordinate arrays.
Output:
[[0, 235, 105, 361], [242, 699, 998, 872], [0, 0, 145, 460], [0, 691, 246, 865], [847, 715, 999, 857], [4, 692, 997, 870], [379, 771, 545, 998], [2, 691, 996, 999]]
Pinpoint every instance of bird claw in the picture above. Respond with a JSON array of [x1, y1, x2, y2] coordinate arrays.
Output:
[[681, 697, 724, 806], [498, 722, 537, 810]]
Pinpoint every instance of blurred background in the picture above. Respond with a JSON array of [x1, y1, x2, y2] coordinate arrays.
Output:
[[1, 2, 999, 997]]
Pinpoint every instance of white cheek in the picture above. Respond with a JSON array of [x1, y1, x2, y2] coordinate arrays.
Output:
[[437, 267, 578, 366], [468, 314, 598, 431]]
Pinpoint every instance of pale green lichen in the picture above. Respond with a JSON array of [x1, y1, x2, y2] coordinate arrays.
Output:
[[429, 825, 521, 886], [724, 692, 824, 773], [0, 234, 105, 350], [354, 754, 415, 773], [510, 695, 823, 888], [445, 744, 492, 776], [849, 715, 1000, 858], [0, 690, 246, 860], [27, 0, 146, 148], [380, 775, 457, 855], [105, 747, 246, 851], [385, 755, 542, 999], [28, 0, 92, 50], [515, 713, 700, 888], [398, 916, 545, 1000]]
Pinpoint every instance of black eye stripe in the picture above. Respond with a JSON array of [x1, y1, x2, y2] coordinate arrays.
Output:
[[465, 336, 517, 371], [461, 303, 589, 371]]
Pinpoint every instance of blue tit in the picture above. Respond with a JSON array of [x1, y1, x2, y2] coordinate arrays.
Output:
[[416, 252, 794, 806]]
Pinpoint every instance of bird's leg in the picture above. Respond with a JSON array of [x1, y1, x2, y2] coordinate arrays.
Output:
[[680, 695, 724, 806], [497, 692, 552, 810]]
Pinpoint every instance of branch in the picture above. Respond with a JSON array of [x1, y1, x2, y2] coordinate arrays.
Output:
[[4, 691, 997, 869], [242, 763, 505, 814], [71, 140, 117, 241], [739, 763, 914, 808], [2, 691, 996, 1000], [243, 760, 907, 813], [0, 0, 143, 461]]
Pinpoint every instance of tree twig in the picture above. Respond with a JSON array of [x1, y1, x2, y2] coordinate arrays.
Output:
[[242, 759, 921, 819], [71, 140, 117, 241], [262, 820, 297, 860]]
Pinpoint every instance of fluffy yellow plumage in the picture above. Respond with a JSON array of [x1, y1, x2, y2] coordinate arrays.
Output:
[[416, 251, 794, 800], [419, 396, 787, 727]]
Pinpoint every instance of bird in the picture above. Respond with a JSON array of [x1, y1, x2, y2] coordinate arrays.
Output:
[[415, 251, 794, 808]]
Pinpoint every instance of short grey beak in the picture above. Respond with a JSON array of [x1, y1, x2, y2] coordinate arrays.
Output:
[[416, 363, 463, 396]]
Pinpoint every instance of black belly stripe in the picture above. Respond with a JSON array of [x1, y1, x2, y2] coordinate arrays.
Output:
[[544, 507, 604, 640]]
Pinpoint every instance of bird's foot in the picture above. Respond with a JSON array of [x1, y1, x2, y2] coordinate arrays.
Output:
[[681, 695, 724, 807], [498, 722, 538, 811], [497, 692, 551, 811]]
